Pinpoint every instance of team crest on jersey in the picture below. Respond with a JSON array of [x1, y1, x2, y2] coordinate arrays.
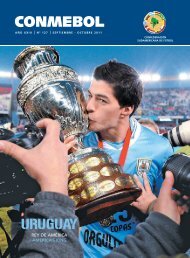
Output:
[[137, 158, 152, 176], [99, 215, 115, 227]]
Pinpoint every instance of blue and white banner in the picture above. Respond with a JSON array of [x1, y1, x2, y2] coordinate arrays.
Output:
[[0, 0, 189, 45]]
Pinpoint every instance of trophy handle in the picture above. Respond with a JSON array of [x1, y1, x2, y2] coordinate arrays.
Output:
[[76, 134, 85, 149]]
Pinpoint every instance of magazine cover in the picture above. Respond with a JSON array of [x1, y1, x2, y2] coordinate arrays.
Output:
[[0, 0, 189, 257]]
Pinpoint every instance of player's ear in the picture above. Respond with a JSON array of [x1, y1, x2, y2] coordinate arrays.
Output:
[[120, 106, 134, 118]]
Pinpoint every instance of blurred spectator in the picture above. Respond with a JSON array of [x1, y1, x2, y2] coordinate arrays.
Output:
[[139, 118, 160, 134], [136, 88, 190, 117]]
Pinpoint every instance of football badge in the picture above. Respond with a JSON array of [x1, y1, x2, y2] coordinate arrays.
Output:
[[99, 215, 115, 227], [137, 158, 152, 176], [143, 11, 166, 34]]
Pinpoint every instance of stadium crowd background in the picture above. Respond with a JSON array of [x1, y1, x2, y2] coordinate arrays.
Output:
[[0, 86, 189, 135]]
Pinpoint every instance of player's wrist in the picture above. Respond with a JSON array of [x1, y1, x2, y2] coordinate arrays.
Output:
[[39, 175, 68, 195], [147, 198, 157, 214]]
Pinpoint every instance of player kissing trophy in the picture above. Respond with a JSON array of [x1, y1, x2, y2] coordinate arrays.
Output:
[[1, 46, 141, 225]]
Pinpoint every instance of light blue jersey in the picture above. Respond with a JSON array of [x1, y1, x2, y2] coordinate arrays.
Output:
[[79, 118, 173, 258]]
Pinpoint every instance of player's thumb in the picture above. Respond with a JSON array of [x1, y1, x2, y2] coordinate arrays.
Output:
[[159, 171, 174, 198]]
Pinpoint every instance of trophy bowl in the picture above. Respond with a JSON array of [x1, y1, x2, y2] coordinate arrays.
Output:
[[0, 46, 141, 225]]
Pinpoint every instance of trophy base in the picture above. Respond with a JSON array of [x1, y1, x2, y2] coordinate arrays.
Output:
[[76, 188, 142, 226]]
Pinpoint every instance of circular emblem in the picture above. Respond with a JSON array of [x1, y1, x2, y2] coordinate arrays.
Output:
[[143, 11, 166, 34], [115, 176, 128, 187], [70, 162, 84, 174], [86, 185, 99, 198], [81, 189, 88, 200], [85, 157, 100, 167], [68, 178, 83, 191], [99, 180, 115, 192], [81, 184, 99, 199], [100, 166, 114, 177], [83, 171, 100, 183]]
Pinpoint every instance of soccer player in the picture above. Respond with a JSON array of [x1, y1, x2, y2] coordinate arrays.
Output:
[[76, 60, 173, 257]]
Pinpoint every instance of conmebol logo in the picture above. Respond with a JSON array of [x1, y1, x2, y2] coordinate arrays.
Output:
[[15, 16, 105, 28]]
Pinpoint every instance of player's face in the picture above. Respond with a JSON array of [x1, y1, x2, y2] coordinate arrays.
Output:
[[86, 79, 123, 132]]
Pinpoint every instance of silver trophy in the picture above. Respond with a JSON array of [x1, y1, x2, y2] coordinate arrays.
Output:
[[13, 46, 141, 225], [15, 46, 88, 141]]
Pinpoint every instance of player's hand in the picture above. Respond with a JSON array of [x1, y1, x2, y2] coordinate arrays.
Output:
[[153, 171, 190, 225], [64, 135, 78, 152], [131, 173, 157, 214], [0, 119, 69, 195]]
